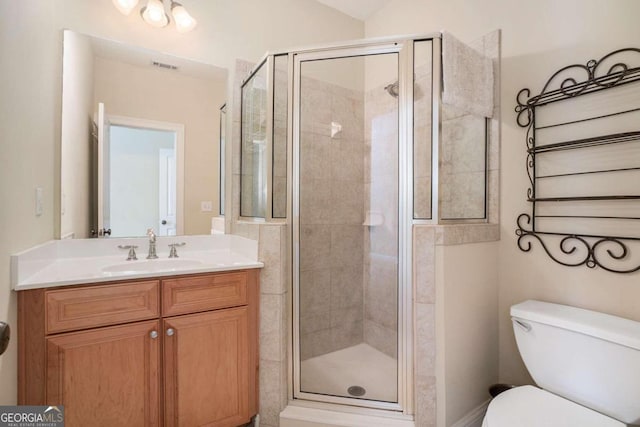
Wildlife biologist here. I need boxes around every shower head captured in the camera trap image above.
[384,81,399,98]
[384,80,425,101]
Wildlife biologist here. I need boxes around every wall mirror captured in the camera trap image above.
[60,30,227,239]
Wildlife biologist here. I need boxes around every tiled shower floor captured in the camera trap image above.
[300,343,398,403]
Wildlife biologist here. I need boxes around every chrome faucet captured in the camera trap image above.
[146,228,158,259]
[168,242,186,258]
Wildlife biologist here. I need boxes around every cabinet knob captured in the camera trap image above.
[150,330,158,339]
[166,328,175,336]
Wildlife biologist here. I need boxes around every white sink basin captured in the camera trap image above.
[102,259,204,274]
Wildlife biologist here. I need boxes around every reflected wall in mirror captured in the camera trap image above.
[60,30,227,238]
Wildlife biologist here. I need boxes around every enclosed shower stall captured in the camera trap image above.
[238,32,495,420]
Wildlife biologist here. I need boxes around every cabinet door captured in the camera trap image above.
[164,307,249,427]
[46,320,161,427]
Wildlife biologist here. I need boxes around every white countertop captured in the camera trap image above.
[11,234,263,291]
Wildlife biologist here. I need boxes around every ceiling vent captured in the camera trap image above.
[151,60,179,71]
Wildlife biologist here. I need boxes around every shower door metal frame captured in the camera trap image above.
[291,39,417,415]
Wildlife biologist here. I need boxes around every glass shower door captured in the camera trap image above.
[294,51,400,405]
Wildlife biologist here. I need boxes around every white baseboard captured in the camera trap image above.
[451,399,490,427]
[280,406,415,427]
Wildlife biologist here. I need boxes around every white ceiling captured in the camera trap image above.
[314,0,391,21]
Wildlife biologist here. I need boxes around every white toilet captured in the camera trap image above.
[483,300,640,427]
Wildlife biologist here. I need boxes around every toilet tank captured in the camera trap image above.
[511,300,640,425]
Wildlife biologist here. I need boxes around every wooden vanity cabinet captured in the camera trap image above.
[19,269,260,427]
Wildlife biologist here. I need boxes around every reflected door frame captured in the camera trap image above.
[291,41,414,414]
[106,115,185,236]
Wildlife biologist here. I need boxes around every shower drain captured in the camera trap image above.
[347,385,366,397]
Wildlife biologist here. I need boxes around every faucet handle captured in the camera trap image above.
[117,245,138,261]
[168,242,186,258]
[147,228,156,241]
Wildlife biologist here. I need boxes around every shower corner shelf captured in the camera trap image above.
[514,47,640,274]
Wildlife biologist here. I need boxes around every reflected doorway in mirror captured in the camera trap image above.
[93,112,185,238]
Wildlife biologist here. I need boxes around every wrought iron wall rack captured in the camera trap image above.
[515,48,640,273]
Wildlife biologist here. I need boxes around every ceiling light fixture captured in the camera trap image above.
[113,0,197,32]
[112,0,139,15]
[171,1,197,33]
[140,0,169,28]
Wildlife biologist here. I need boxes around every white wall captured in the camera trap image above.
[365,0,640,392]
[0,0,364,405]
[436,242,499,426]
[0,1,59,405]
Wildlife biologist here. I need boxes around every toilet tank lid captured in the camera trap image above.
[511,300,640,351]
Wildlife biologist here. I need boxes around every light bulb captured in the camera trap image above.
[171,3,197,33]
[141,0,169,28]
[112,0,139,15]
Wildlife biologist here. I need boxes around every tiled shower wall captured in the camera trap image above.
[440,107,487,219]
[440,31,500,221]
[363,83,399,358]
[298,75,366,360]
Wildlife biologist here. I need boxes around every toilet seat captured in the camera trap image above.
[482,385,625,427]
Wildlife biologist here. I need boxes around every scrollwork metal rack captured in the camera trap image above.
[515,48,640,273]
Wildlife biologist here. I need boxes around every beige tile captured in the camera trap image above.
[363,321,397,358]
[231,120,242,175]
[331,180,364,225]
[330,143,364,183]
[260,294,285,362]
[300,133,332,179]
[272,177,287,219]
[415,303,436,377]
[366,256,398,302]
[232,221,260,241]
[259,224,283,294]
[489,169,500,224]
[300,178,332,225]
[415,375,437,427]
[365,296,397,330]
[299,225,331,271]
[331,306,363,328]
[331,320,363,351]
[488,118,500,171]
[462,223,501,244]
[364,257,398,331]
[280,226,290,287]
[300,329,333,360]
[442,115,486,174]
[300,311,331,335]
[414,226,436,304]
[299,268,331,315]
[231,174,241,220]
[301,86,331,130]
[330,225,364,269]
[259,359,283,426]
[414,177,432,220]
[435,225,464,246]
[330,266,364,309]
[369,210,399,256]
